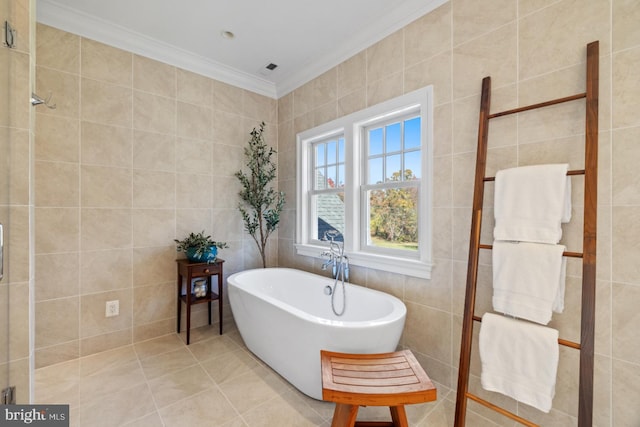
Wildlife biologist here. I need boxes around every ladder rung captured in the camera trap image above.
[483,169,585,182]
[487,92,586,119]
[465,392,539,427]
[471,315,581,349]
[478,244,583,258]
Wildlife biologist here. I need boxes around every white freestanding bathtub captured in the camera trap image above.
[227,267,407,400]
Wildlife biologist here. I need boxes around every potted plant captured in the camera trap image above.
[235,122,285,268]
[174,231,228,263]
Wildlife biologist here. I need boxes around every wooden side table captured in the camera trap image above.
[176,258,224,345]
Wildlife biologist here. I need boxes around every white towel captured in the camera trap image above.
[492,241,566,325]
[494,164,571,244]
[479,313,559,413]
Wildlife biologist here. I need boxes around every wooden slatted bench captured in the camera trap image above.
[321,349,437,427]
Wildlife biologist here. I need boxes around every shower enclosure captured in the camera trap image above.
[1,0,34,405]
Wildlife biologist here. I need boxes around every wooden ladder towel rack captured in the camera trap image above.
[454,40,599,427]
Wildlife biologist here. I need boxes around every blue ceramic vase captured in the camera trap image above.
[185,246,218,263]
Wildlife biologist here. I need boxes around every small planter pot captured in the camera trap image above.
[185,246,218,263]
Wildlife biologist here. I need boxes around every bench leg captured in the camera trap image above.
[390,405,409,427]
[331,403,359,427]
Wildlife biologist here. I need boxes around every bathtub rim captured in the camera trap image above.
[228,267,406,328]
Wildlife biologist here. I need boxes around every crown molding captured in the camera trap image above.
[36,0,278,98]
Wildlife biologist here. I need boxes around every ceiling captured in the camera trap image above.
[36,0,446,98]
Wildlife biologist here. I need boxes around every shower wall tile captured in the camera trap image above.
[177,101,212,140]
[213,80,244,114]
[81,165,132,208]
[35,160,79,207]
[80,208,132,251]
[81,78,132,127]
[176,138,212,175]
[612,206,640,284]
[80,329,132,358]
[337,52,366,98]
[337,88,366,117]
[35,114,80,163]
[366,71,403,107]
[132,170,175,209]
[612,46,640,129]
[133,282,175,325]
[277,92,293,124]
[175,173,213,209]
[612,126,640,205]
[81,38,132,86]
[612,358,640,426]
[404,51,452,106]
[133,246,176,287]
[133,55,176,98]
[35,297,79,348]
[132,208,175,248]
[36,66,80,119]
[80,289,133,338]
[36,24,80,74]
[81,122,132,167]
[35,252,80,301]
[367,31,404,82]
[35,207,80,254]
[244,90,277,123]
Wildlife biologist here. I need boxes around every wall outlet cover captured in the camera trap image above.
[105,300,119,317]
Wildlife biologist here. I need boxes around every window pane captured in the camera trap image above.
[369,128,383,156]
[337,164,345,188]
[386,122,401,152]
[338,138,345,162]
[327,140,337,164]
[315,144,325,167]
[368,188,418,251]
[314,193,345,242]
[326,165,337,188]
[368,157,383,184]
[385,154,401,182]
[315,167,326,190]
[404,117,421,150]
[404,150,421,180]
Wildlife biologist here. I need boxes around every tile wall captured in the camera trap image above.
[34,24,277,367]
[277,0,639,425]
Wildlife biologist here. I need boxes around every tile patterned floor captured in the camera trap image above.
[35,325,453,426]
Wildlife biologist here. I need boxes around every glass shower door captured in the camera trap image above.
[1,0,32,405]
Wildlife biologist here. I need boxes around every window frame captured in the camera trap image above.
[295,87,433,279]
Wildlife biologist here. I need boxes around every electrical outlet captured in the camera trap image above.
[105,300,119,317]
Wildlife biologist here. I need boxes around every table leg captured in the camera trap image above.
[218,272,223,334]
[176,273,181,333]
[389,406,409,427]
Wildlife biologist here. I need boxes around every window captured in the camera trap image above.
[296,87,433,278]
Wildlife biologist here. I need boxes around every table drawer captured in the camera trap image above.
[189,263,221,277]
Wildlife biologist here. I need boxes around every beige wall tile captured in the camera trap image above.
[405,51,452,106]
[133,246,176,287]
[35,160,79,207]
[366,71,403,107]
[613,358,640,425]
[80,289,133,338]
[175,173,212,208]
[213,110,244,145]
[82,78,132,127]
[612,206,640,284]
[518,0,610,81]
[81,38,132,86]
[613,0,640,52]
[132,170,175,208]
[35,297,79,348]
[337,88,366,117]
[133,90,176,134]
[35,207,80,254]
[36,252,80,301]
[277,92,293,124]
[367,31,404,83]
[81,165,132,208]
[36,66,80,120]
[178,68,212,105]
[133,130,175,172]
[81,208,131,251]
[35,341,80,369]
[80,249,133,294]
[612,126,640,205]
[132,209,175,248]
[212,143,244,177]
[175,209,212,240]
[36,114,80,162]
[81,122,132,167]
[80,329,132,358]
[337,52,366,99]
[405,2,451,68]
[133,282,174,325]
[452,0,515,46]
[211,176,241,209]
[176,138,212,175]
[244,91,277,123]
[612,282,640,363]
[133,55,176,97]
[613,46,640,128]
[36,23,80,74]
[0,129,29,206]
[453,23,517,100]
[404,302,451,364]
[177,101,212,140]
[213,80,243,113]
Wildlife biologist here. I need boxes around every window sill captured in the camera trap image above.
[294,243,432,279]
